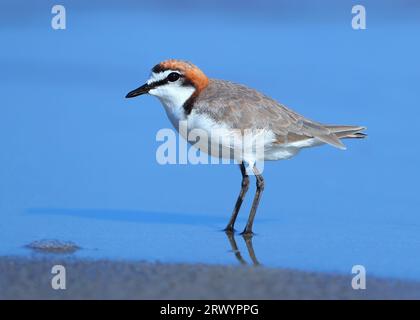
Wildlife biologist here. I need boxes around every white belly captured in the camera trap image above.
[265,138,324,161]
[161,102,322,163]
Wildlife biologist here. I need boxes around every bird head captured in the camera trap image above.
[125,59,209,108]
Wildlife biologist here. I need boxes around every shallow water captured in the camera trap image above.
[1,1,420,280]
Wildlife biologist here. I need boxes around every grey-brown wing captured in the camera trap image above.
[195,80,345,149]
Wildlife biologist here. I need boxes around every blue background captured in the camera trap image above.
[1,0,420,280]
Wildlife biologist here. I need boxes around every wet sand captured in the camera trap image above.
[1,257,420,299]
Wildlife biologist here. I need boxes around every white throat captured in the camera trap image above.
[148,74,196,127]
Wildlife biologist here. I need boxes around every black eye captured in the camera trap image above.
[167,72,180,82]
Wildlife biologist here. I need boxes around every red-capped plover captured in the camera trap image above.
[126,59,366,235]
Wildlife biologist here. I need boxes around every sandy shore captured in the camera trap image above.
[1,257,420,299]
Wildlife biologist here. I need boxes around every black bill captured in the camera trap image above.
[125,83,151,98]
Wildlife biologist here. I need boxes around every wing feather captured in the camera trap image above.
[194,80,345,149]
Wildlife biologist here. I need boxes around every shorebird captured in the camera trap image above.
[126,59,366,235]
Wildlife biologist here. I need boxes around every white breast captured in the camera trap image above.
[149,84,195,129]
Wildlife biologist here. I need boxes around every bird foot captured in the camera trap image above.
[223,226,236,234]
[240,230,255,238]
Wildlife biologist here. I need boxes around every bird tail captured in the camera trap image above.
[325,125,367,139]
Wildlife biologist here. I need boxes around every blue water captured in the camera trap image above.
[1,1,420,280]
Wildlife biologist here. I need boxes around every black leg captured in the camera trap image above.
[224,163,249,232]
[242,233,260,266]
[241,165,264,235]
[225,231,247,265]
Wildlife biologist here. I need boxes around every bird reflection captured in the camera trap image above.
[224,231,260,266]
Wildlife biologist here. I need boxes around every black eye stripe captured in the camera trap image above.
[148,73,185,89]
[148,78,168,89]
[182,78,194,87]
